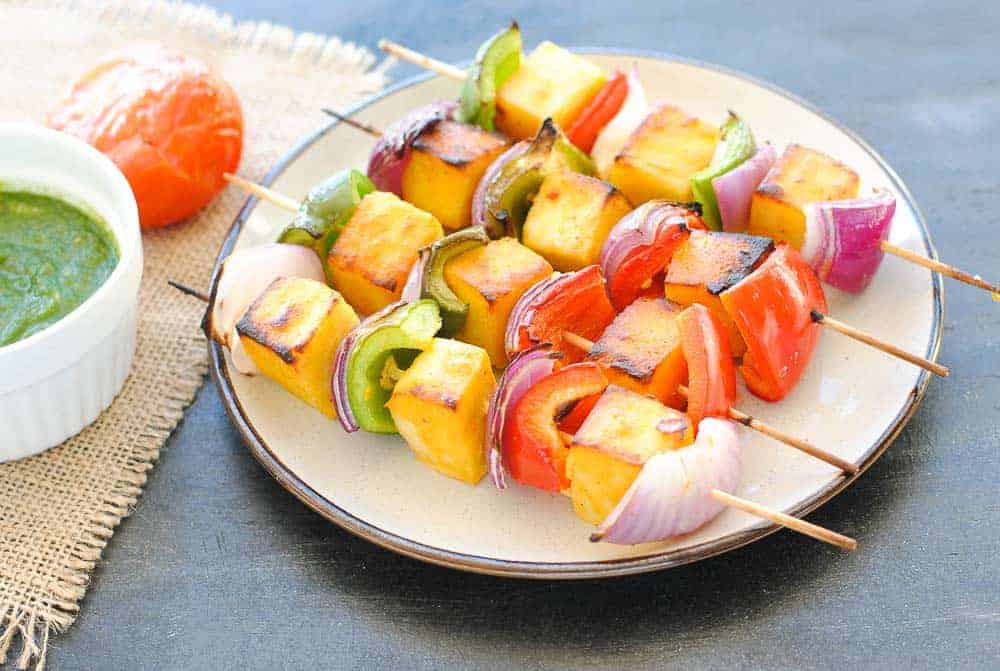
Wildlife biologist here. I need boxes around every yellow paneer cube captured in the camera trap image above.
[587,298,688,410]
[495,41,607,140]
[565,386,693,525]
[401,120,509,231]
[328,191,443,316]
[608,104,719,205]
[663,230,774,357]
[444,237,553,367]
[386,338,497,485]
[237,277,359,419]
[521,170,633,272]
[747,144,860,249]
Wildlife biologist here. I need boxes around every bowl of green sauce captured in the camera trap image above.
[0,123,142,461]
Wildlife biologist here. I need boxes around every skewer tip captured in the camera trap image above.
[167,279,210,303]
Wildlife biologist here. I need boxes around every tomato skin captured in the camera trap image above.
[48,43,243,230]
[677,303,736,425]
[566,72,628,153]
[720,244,827,402]
[504,363,608,492]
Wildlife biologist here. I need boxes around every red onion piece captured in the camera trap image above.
[503,272,566,357]
[330,301,406,432]
[591,67,648,178]
[599,200,693,309]
[401,247,430,303]
[471,140,530,236]
[712,143,777,232]
[801,189,896,294]
[484,345,560,489]
[592,418,743,545]
[367,101,457,195]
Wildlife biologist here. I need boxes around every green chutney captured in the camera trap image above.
[0,190,119,347]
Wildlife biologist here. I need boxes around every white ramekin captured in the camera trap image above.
[0,123,142,462]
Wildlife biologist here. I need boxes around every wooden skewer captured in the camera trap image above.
[810,310,948,377]
[557,430,855,550]
[709,489,857,551]
[168,280,209,303]
[321,108,383,138]
[223,173,299,213]
[378,39,467,81]
[561,331,856,474]
[881,241,1000,296]
[223,175,948,378]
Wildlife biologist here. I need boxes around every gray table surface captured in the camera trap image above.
[36,2,1000,669]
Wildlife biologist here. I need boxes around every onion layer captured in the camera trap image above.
[801,189,896,294]
[599,200,700,310]
[206,243,325,374]
[470,141,530,237]
[592,418,742,545]
[367,101,457,195]
[591,67,649,178]
[712,143,776,232]
[484,345,560,489]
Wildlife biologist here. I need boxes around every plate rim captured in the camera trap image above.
[208,48,945,579]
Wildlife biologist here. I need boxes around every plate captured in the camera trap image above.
[209,50,943,578]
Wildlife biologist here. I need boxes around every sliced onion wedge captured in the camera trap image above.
[484,345,561,489]
[470,140,530,237]
[367,101,457,195]
[591,67,649,178]
[712,143,777,232]
[207,243,325,374]
[801,189,896,294]
[599,200,701,310]
[591,418,743,545]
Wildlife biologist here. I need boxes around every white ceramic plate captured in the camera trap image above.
[209,51,942,578]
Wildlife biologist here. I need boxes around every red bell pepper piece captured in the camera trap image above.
[509,265,617,365]
[566,71,628,153]
[503,363,608,492]
[605,204,705,311]
[677,303,736,425]
[557,392,601,434]
[720,244,827,402]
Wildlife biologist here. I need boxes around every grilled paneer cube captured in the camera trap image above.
[521,170,633,271]
[444,237,553,366]
[565,386,693,525]
[237,277,359,418]
[747,144,860,248]
[328,191,443,315]
[587,298,688,409]
[385,338,496,484]
[664,230,773,357]
[495,41,607,140]
[608,104,719,205]
[401,120,509,230]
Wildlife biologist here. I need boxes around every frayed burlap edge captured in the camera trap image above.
[0,2,388,669]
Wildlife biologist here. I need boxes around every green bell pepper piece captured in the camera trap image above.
[277,169,376,275]
[483,119,596,238]
[690,112,755,231]
[345,299,442,434]
[419,226,490,337]
[460,22,522,131]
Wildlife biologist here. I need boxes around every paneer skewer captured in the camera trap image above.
[172,279,858,551]
[384,32,999,298]
[225,172,946,383]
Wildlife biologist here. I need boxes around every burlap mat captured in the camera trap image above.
[0,2,388,668]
